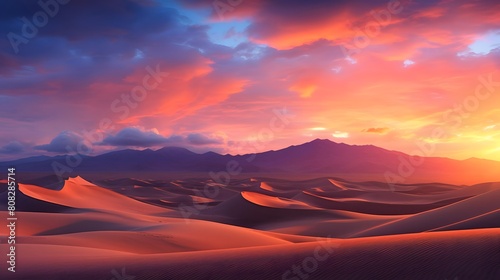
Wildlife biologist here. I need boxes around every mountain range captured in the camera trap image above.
[1,139,499,184]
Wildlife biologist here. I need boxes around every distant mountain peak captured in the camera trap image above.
[157,146,194,153]
[304,138,385,150]
[295,138,352,149]
[309,138,336,144]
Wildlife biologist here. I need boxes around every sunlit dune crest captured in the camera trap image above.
[18,176,169,215]
[328,178,349,190]
[259,182,293,194]
[241,191,317,209]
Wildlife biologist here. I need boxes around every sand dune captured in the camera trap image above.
[241,191,318,209]
[0,187,75,213]
[328,178,349,190]
[9,229,500,280]
[0,211,153,236]
[19,176,170,215]
[5,175,499,279]
[353,188,500,237]
[199,190,360,228]
[293,190,469,215]
[13,221,291,254]
[430,208,500,231]
[259,181,296,194]
[260,216,402,238]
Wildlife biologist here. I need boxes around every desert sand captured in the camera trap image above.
[1,175,499,279]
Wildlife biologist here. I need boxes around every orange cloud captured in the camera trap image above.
[363,127,390,134]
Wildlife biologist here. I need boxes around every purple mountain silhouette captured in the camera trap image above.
[1,139,499,184]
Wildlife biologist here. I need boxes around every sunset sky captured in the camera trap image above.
[0,0,499,161]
